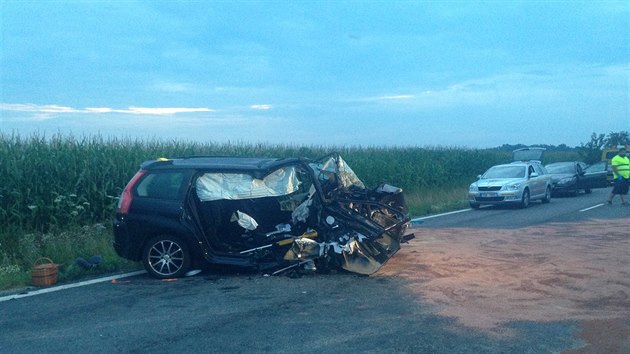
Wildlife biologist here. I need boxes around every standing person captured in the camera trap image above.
[607,147,630,205]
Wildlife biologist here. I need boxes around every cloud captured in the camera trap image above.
[348,63,629,111]
[377,95,415,101]
[116,107,213,115]
[149,82,195,93]
[1,103,214,116]
[250,104,272,110]
[352,94,415,103]
[0,103,77,113]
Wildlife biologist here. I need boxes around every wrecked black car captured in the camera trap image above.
[113,153,414,278]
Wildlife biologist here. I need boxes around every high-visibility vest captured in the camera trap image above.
[611,155,630,179]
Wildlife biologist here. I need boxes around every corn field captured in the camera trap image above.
[0,132,581,233]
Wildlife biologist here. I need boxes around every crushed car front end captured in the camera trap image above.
[237,154,414,276]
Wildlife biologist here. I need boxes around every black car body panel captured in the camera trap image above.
[584,161,614,186]
[113,153,413,278]
[545,161,609,196]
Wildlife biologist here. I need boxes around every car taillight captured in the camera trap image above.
[117,170,147,214]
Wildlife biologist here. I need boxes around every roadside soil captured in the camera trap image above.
[375,218,630,352]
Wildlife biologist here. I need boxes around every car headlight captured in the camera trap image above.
[469,184,478,192]
[501,183,521,191]
[557,177,576,185]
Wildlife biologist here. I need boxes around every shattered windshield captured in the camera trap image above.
[196,166,301,201]
[309,156,365,190]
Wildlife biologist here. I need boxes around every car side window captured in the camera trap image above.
[533,164,544,176]
[585,162,604,173]
[136,171,185,200]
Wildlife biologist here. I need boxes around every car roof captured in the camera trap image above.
[141,156,304,174]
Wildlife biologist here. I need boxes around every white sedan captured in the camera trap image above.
[468,161,553,209]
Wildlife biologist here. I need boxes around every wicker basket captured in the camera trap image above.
[31,257,58,287]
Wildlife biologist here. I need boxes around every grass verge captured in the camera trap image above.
[0,224,141,292]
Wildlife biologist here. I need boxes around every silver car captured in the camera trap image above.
[468,148,553,209]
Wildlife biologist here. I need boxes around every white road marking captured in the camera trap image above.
[0,270,146,303]
[579,204,605,212]
[412,208,472,221]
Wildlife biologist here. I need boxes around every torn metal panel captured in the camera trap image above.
[283,237,322,261]
[309,155,365,190]
[336,156,366,189]
[341,239,384,275]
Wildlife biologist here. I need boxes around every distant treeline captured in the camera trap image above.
[497,129,630,163]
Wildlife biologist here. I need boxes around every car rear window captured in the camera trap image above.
[136,171,186,200]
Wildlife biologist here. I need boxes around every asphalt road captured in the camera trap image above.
[1,188,628,353]
[417,187,628,229]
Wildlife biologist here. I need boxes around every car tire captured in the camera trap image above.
[143,235,191,279]
[469,202,480,209]
[584,188,592,194]
[520,189,530,209]
[542,186,551,204]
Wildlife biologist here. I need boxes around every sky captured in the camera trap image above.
[1,0,629,148]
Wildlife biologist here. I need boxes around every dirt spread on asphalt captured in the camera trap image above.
[375,218,630,350]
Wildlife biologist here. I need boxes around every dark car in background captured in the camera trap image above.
[113,153,413,278]
[544,161,609,196]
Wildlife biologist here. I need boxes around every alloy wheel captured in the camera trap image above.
[143,236,190,278]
